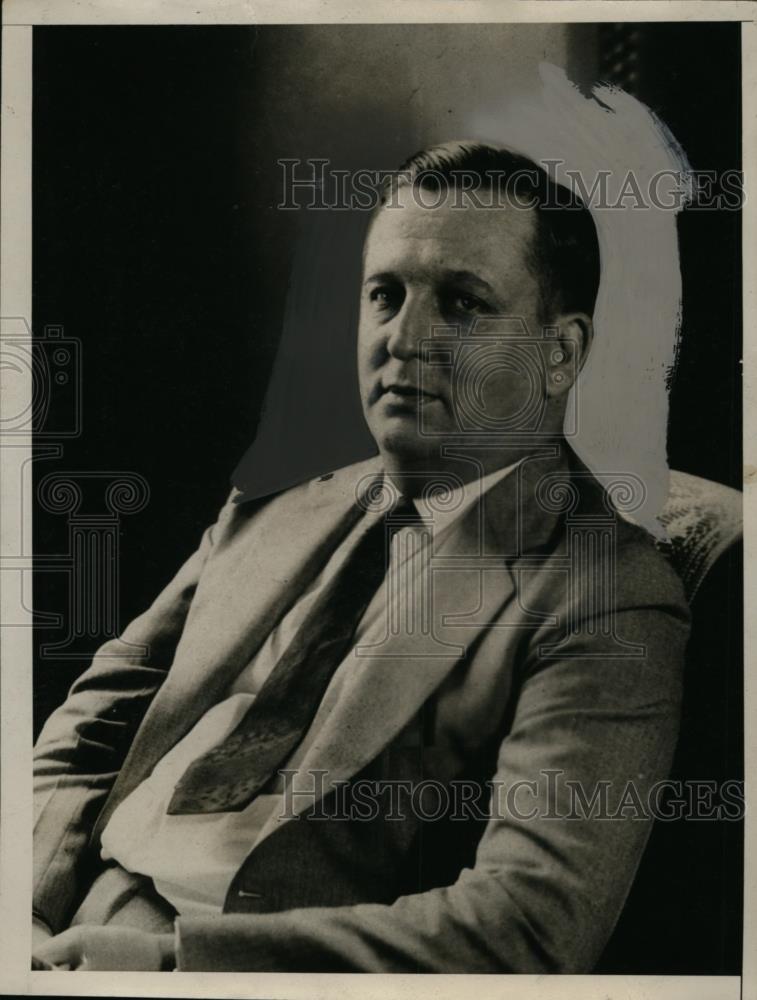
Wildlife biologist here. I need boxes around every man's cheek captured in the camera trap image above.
[356,330,376,379]
[454,368,542,432]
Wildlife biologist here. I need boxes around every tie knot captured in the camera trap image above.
[385,496,423,529]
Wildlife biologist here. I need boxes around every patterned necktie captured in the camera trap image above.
[167,497,420,815]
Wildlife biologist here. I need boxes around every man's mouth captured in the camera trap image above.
[381,382,440,405]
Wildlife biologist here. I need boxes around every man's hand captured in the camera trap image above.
[32,925,175,971]
[32,916,53,952]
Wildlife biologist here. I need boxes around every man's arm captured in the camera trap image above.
[173,570,689,973]
[33,493,236,934]
[33,927,176,971]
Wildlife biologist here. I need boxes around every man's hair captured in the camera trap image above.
[378,141,601,321]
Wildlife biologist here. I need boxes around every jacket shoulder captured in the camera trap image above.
[613,515,690,613]
[213,455,383,544]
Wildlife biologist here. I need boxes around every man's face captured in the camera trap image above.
[358,185,551,467]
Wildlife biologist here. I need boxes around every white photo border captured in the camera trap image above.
[1,3,753,998]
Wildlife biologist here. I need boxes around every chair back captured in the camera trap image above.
[654,469,742,602]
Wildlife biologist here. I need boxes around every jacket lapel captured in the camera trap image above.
[254,444,569,840]
[94,456,383,839]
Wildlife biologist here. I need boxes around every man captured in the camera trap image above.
[32,143,689,972]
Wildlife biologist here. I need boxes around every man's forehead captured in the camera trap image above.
[364,188,538,281]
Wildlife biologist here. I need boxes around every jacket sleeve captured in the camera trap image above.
[33,493,236,933]
[175,550,690,973]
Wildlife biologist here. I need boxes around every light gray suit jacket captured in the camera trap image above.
[33,445,690,972]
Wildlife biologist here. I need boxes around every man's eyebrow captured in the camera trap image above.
[364,270,399,285]
[365,269,498,294]
[443,270,497,296]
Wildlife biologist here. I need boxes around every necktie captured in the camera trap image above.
[167,497,421,815]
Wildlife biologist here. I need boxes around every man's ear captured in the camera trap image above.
[544,312,594,399]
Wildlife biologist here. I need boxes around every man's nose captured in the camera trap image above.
[385,293,436,361]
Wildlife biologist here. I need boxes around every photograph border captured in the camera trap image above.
[1,2,753,998]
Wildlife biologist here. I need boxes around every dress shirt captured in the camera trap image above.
[100,462,518,915]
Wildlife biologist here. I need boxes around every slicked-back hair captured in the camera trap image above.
[377,141,601,322]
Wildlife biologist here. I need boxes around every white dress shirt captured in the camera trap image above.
[101,463,517,916]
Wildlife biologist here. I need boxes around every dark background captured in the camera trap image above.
[31,23,742,974]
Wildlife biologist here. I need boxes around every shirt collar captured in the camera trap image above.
[411,460,522,537]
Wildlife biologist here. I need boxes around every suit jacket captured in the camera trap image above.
[33,444,690,972]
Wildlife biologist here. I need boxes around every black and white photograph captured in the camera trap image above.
[0,2,752,996]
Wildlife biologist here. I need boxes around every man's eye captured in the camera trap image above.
[451,293,489,314]
[369,286,401,310]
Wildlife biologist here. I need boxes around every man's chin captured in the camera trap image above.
[373,425,442,469]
